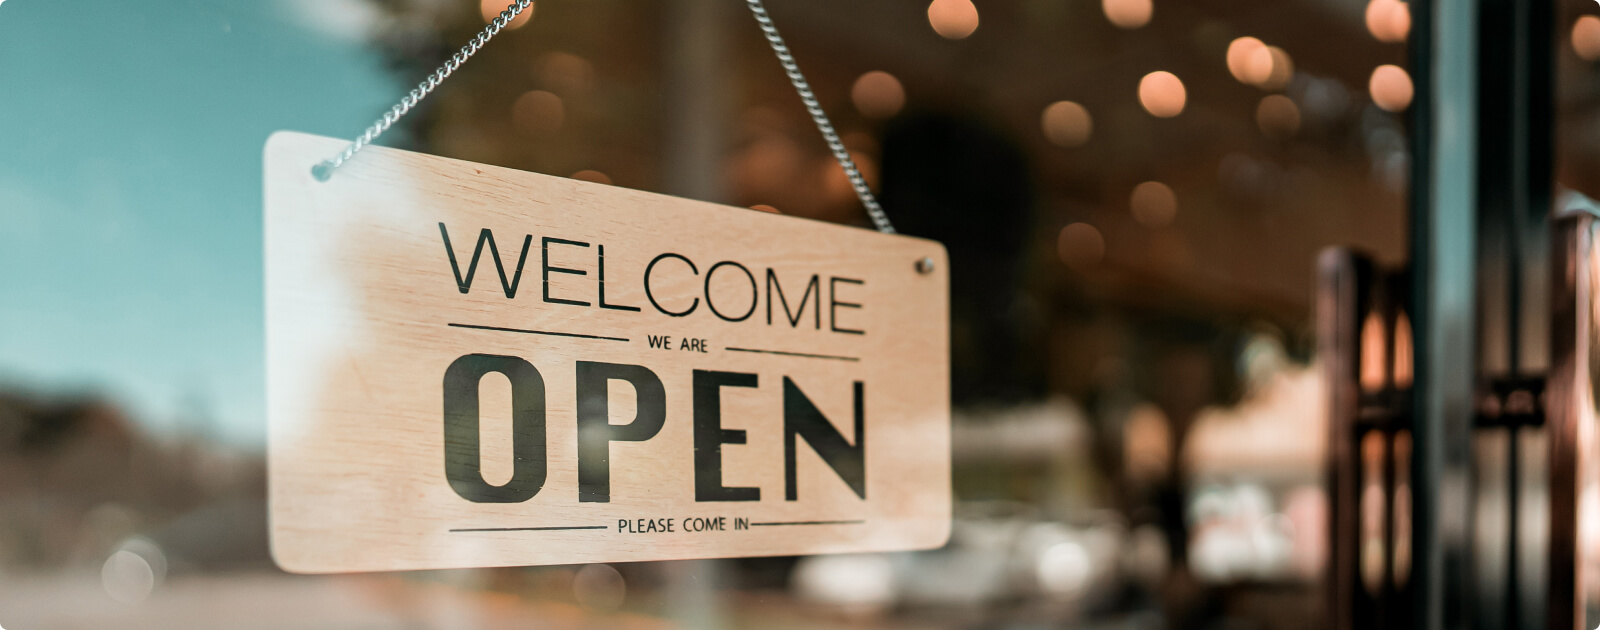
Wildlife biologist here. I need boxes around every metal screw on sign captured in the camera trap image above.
[916,257,936,274]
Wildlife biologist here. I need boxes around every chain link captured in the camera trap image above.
[743,0,896,234]
[314,0,534,181]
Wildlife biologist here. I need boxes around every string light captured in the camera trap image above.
[927,0,979,39]
[1102,0,1153,29]
[512,90,564,136]
[1227,37,1267,84]
[851,71,906,119]
[1130,182,1177,228]
[1365,0,1410,43]
[1369,65,1413,112]
[1058,223,1106,270]
[1041,101,1093,147]
[480,0,533,29]
[1138,71,1187,118]
[1575,16,1600,61]
[1256,95,1301,138]
[571,170,612,185]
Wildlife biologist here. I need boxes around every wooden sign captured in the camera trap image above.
[264,132,951,573]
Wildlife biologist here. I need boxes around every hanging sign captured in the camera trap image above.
[264,132,951,573]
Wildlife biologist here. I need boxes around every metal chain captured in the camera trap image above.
[317,0,897,235]
[314,0,534,181]
[744,0,897,234]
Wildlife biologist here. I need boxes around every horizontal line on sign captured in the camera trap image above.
[724,347,859,362]
[450,526,609,532]
[448,323,629,343]
[749,520,866,527]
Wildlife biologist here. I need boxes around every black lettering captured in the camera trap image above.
[647,335,671,349]
[442,354,547,503]
[644,253,699,317]
[705,261,758,322]
[439,223,532,298]
[829,277,865,335]
[598,245,641,312]
[693,370,761,502]
[576,362,667,502]
[542,237,591,306]
[766,270,821,329]
[783,377,866,500]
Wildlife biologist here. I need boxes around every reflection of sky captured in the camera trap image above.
[0,0,399,446]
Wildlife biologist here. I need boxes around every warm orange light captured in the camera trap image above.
[1138,71,1186,118]
[1226,37,1266,84]
[1392,311,1413,387]
[1102,0,1152,29]
[1365,0,1410,43]
[1369,64,1414,112]
[1360,310,1385,392]
[1246,46,1294,90]
[750,204,781,214]
[512,90,564,137]
[1130,181,1177,228]
[1575,16,1600,61]
[536,52,594,96]
[481,0,534,29]
[1058,223,1106,270]
[851,71,906,119]
[571,170,612,185]
[1041,101,1093,148]
[927,0,979,40]
[821,151,878,203]
[1256,94,1301,138]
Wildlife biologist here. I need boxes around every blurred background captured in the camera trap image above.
[1,0,1597,627]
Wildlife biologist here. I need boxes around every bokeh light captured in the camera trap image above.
[1574,16,1600,61]
[1131,181,1178,227]
[535,52,594,96]
[1369,64,1414,112]
[852,71,906,119]
[1247,46,1294,90]
[573,564,626,612]
[750,204,781,214]
[1365,0,1410,43]
[480,0,534,30]
[512,90,564,137]
[1041,101,1093,147]
[571,170,612,185]
[102,549,155,604]
[1226,37,1266,84]
[1058,223,1106,270]
[928,0,980,40]
[1256,94,1302,138]
[821,151,878,203]
[1138,71,1187,118]
[1102,0,1153,29]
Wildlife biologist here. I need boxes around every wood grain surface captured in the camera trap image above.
[264,131,951,573]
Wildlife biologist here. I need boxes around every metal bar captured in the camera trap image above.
[1409,0,1479,627]
[1546,213,1591,630]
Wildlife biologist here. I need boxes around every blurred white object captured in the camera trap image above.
[573,564,626,612]
[792,554,895,611]
[1188,482,1311,583]
[102,550,154,604]
[797,506,1130,614]
[1184,360,1326,481]
[1037,542,1092,595]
